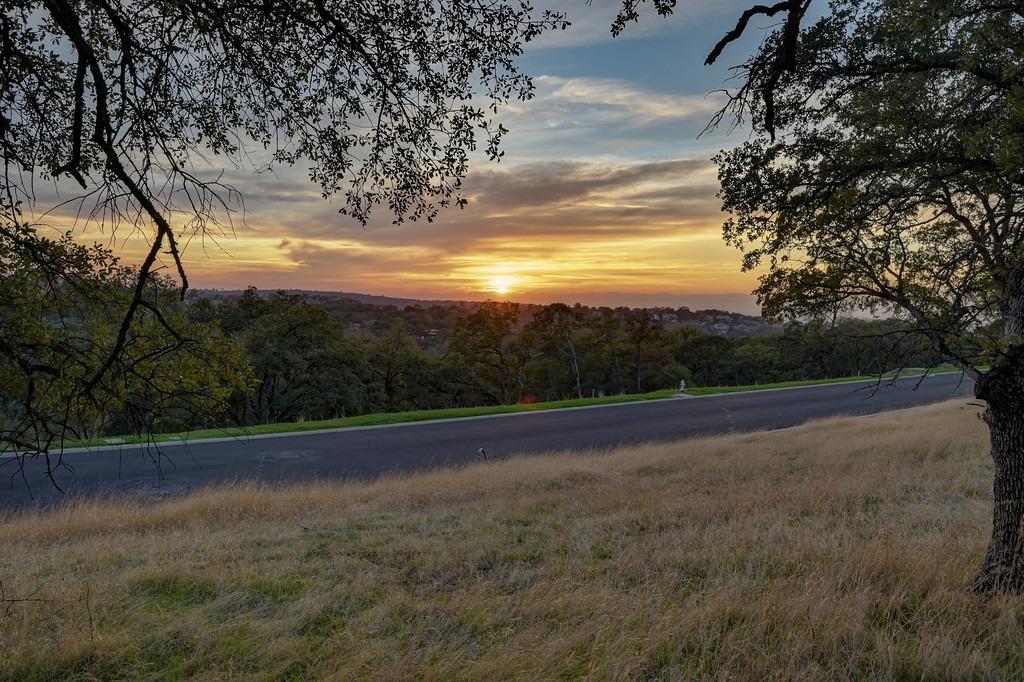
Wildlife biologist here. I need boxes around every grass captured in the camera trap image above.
[684,366,964,396]
[3,399,1022,679]
[684,376,873,395]
[65,366,967,449]
[64,389,679,448]
[61,391,679,448]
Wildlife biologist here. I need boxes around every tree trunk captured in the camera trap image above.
[566,335,583,400]
[975,269,1024,592]
[975,353,1024,593]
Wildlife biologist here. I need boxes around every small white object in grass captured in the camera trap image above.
[478,447,487,461]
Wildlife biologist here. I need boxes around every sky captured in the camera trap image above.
[55,1,771,314]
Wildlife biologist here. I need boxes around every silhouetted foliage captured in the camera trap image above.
[0,230,251,487]
[1,0,565,463]
[631,0,1024,591]
[174,292,945,420]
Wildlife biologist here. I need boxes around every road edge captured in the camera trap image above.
[0,372,969,458]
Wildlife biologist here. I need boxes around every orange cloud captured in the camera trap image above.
[42,155,760,308]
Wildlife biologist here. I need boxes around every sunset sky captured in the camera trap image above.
[57,1,769,314]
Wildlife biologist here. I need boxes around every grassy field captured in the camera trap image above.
[65,367,966,449]
[64,389,679,448]
[684,375,877,395]
[684,366,964,395]
[4,399,1023,679]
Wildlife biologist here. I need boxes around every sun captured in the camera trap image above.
[487,274,517,296]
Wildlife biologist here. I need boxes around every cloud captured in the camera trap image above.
[463,157,714,208]
[525,0,670,50]
[526,0,758,50]
[48,152,733,287]
[73,153,748,301]
[533,76,722,124]
[20,0,771,309]
[158,157,721,250]
[432,157,722,246]
[190,226,756,304]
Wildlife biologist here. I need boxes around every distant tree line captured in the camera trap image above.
[175,289,946,430]
[0,279,955,448]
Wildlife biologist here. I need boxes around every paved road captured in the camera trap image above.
[1,374,974,509]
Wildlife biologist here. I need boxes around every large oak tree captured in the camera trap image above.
[633,0,1024,591]
[1,1,564,462]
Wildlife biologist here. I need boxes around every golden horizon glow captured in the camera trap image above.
[59,224,762,304]
[46,154,763,311]
[486,274,520,295]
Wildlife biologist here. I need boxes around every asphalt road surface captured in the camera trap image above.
[1,374,974,509]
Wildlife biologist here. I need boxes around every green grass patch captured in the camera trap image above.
[64,389,678,449]
[59,366,967,449]
[132,575,219,610]
[683,366,964,396]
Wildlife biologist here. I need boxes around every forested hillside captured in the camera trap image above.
[191,289,783,343]
[180,288,945,431]
[1,279,949,446]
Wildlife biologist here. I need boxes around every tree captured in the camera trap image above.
[581,307,632,394]
[449,301,528,405]
[0,230,251,488]
[620,308,672,393]
[362,324,435,412]
[673,331,736,387]
[2,0,565,457]
[213,290,369,423]
[523,303,590,399]
[634,0,1024,591]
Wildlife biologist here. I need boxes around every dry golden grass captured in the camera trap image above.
[2,399,1022,680]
